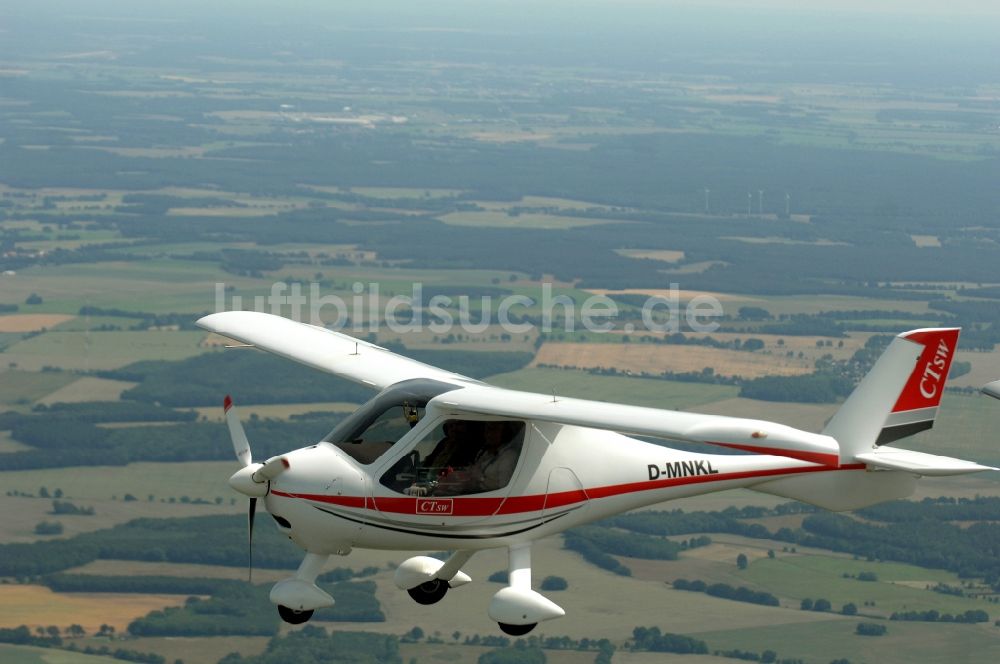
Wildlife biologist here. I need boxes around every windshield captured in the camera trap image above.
[323,378,460,465]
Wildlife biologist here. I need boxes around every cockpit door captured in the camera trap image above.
[369,415,531,527]
[542,467,588,521]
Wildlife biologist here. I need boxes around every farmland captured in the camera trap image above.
[1,2,999,663]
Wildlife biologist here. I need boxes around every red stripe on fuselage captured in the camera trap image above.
[271,463,866,518]
[708,442,839,466]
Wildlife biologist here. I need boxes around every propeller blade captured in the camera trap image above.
[248,496,257,583]
[224,395,252,467]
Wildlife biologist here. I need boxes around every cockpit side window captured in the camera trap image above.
[380,419,526,496]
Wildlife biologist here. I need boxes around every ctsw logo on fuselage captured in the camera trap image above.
[416,498,453,515]
[648,460,719,481]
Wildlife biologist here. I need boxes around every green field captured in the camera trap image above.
[438,210,618,229]
[741,554,991,615]
[0,262,228,315]
[0,461,240,503]
[112,636,269,664]
[699,618,1000,664]
[2,7,1000,664]
[0,369,77,406]
[2,330,208,371]
[905,393,1000,467]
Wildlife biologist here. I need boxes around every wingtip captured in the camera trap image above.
[224,394,233,412]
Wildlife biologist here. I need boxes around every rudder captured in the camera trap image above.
[822,328,960,459]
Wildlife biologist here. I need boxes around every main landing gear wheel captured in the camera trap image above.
[498,622,537,636]
[407,579,449,605]
[277,605,314,624]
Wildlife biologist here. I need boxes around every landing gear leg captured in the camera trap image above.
[272,551,333,624]
[395,550,475,605]
[489,542,564,635]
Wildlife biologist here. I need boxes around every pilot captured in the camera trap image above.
[404,420,476,496]
[424,419,474,470]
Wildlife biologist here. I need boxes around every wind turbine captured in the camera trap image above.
[758,190,764,217]
[703,187,710,214]
[785,192,791,217]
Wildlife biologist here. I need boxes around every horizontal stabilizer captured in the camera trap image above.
[855,447,997,477]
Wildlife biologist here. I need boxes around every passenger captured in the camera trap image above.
[468,421,523,492]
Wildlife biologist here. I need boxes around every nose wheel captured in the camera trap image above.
[277,605,314,625]
[407,578,449,605]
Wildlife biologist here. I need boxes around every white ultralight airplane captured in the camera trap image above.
[197,311,996,634]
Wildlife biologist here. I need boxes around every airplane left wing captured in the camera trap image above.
[197,311,470,391]
[430,384,842,466]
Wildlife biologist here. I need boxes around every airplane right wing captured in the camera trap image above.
[429,384,842,466]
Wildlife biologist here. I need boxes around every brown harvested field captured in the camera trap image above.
[911,234,942,247]
[37,377,137,405]
[0,314,75,332]
[586,288,752,302]
[615,248,685,262]
[946,349,1000,388]
[0,585,190,633]
[533,342,813,378]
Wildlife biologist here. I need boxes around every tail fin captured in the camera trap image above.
[823,328,959,459]
[752,327,995,510]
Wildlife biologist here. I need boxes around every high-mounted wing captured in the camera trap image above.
[196,311,470,391]
[198,311,838,464]
[430,384,842,466]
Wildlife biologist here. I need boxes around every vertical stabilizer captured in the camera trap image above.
[822,328,960,460]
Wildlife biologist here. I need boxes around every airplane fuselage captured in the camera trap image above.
[261,420,912,554]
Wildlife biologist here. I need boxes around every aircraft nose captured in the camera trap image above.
[229,465,269,497]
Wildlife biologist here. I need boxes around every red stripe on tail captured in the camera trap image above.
[892,328,960,413]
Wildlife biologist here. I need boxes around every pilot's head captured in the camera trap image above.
[443,419,469,438]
